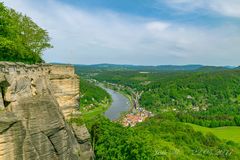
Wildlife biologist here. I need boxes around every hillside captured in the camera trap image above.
[91,69,240,128]
[72,65,240,159]
[80,78,111,108]
[186,123,240,143]
[85,115,240,159]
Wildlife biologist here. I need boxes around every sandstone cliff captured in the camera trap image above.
[0,62,94,160]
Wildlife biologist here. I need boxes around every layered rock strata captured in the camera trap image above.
[0,62,93,160]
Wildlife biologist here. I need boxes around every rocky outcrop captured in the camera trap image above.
[49,65,80,119]
[72,124,93,160]
[0,62,94,160]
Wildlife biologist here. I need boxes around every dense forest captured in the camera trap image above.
[83,114,240,160]
[0,2,52,63]
[91,69,240,128]
[3,1,239,159]
[74,65,240,159]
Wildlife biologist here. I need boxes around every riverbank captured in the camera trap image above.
[69,79,113,126]
[99,85,132,120]
[81,102,111,122]
[99,82,153,127]
[78,80,153,127]
[100,83,134,110]
[71,80,132,125]
[70,101,111,126]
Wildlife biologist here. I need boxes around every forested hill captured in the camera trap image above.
[88,68,240,128]
[74,64,238,74]
[74,65,240,159]
[72,64,240,159]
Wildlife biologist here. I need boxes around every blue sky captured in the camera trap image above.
[2,0,240,65]
[61,0,235,26]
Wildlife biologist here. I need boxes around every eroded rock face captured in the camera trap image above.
[0,62,94,160]
[72,124,94,160]
[49,66,80,119]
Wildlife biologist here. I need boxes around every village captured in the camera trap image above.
[121,107,153,127]
[96,81,154,127]
[120,86,153,127]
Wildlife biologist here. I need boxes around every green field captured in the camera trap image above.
[186,123,240,143]
[69,78,112,126]
[81,102,110,121]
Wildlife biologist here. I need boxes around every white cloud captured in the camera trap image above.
[210,0,240,18]
[164,0,205,12]
[146,22,170,32]
[1,0,240,65]
[165,0,240,18]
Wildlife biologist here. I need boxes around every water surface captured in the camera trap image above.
[101,86,131,120]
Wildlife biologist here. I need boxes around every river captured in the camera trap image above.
[100,86,131,120]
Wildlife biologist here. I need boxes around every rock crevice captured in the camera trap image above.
[0,62,94,160]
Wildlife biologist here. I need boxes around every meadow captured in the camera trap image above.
[186,123,240,143]
[73,65,240,159]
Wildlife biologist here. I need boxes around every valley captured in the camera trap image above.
[74,64,240,159]
[2,1,240,159]
[101,85,131,121]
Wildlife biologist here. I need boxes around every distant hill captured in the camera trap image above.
[156,65,203,71]
[234,66,240,70]
[74,63,236,73]
[85,64,204,71]
[196,66,230,72]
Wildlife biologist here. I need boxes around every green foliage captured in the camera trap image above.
[0,2,52,63]
[69,78,111,128]
[91,117,154,160]
[90,115,240,160]
[92,69,240,127]
[187,123,240,143]
[80,78,111,109]
[75,66,240,159]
